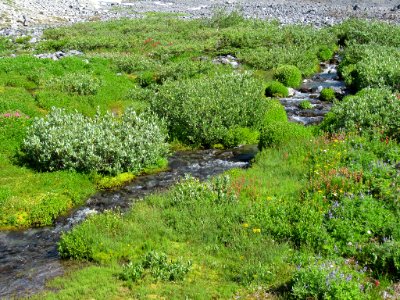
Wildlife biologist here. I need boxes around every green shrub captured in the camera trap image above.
[292,260,369,299]
[259,121,313,149]
[299,100,312,109]
[325,196,396,253]
[58,212,123,260]
[321,88,400,140]
[21,107,168,175]
[339,43,400,92]
[221,127,259,148]
[113,54,158,73]
[319,88,336,102]
[207,9,245,29]
[264,81,289,98]
[150,73,266,147]
[357,240,400,278]
[120,251,192,282]
[46,72,102,95]
[29,194,71,226]
[318,45,334,61]
[273,65,302,88]
[264,99,288,123]
[335,19,400,47]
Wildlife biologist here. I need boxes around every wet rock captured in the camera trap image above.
[212,55,240,68]
[34,49,83,60]
[391,4,400,11]
[288,87,296,97]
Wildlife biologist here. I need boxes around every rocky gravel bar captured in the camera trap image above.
[0,0,399,37]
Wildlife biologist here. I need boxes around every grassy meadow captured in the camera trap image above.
[0,12,399,299]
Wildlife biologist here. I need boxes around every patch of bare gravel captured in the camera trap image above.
[0,0,399,37]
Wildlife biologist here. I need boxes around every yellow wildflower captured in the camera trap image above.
[252,228,261,233]
[242,223,249,228]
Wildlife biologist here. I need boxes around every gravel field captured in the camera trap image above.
[0,0,399,36]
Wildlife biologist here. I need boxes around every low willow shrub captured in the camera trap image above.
[264,81,288,98]
[318,45,334,61]
[120,251,192,282]
[335,19,400,47]
[264,99,288,123]
[150,73,266,147]
[273,65,302,88]
[321,88,400,140]
[21,107,168,175]
[46,72,102,95]
[259,121,313,149]
[339,44,400,91]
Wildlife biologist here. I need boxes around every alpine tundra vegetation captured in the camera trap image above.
[0,10,399,299]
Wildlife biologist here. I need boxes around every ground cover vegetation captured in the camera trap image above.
[0,11,399,299]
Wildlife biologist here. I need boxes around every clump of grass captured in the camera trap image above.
[264,81,288,98]
[273,64,302,88]
[299,100,312,109]
[319,87,336,102]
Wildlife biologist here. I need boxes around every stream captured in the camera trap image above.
[0,59,346,299]
[0,146,257,298]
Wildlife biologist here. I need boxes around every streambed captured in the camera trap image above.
[279,58,346,125]
[0,146,257,298]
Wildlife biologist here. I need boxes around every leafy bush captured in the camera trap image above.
[273,65,302,88]
[318,45,334,61]
[264,81,289,98]
[335,19,400,47]
[21,107,168,175]
[292,260,369,299]
[120,251,192,282]
[319,88,336,102]
[46,72,102,96]
[321,88,400,140]
[339,44,400,91]
[207,9,245,29]
[150,73,266,147]
[259,121,313,149]
[221,127,260,148]
[29,194,71,226]
[113,54,158,73]
[325,196,396,253]
[264,99,288,123]
[357,240,400,278]
[299,100,312,110]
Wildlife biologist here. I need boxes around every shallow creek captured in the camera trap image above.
[0,146,257,298]
[0,59,346,298]
[280,58,346,125]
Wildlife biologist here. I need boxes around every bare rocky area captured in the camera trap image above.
[0,0,399,37]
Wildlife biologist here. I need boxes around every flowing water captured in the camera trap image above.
[0,145,257,298]
[279,59,347,125]
[0,59,346,299]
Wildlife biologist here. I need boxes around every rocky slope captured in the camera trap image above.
[0,0,399,35]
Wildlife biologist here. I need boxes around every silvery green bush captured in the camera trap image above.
[339,44,400,92]
[150,73,266,147]
[321,88,400,140]
[46,72,102,95]
[22,107,168,175]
